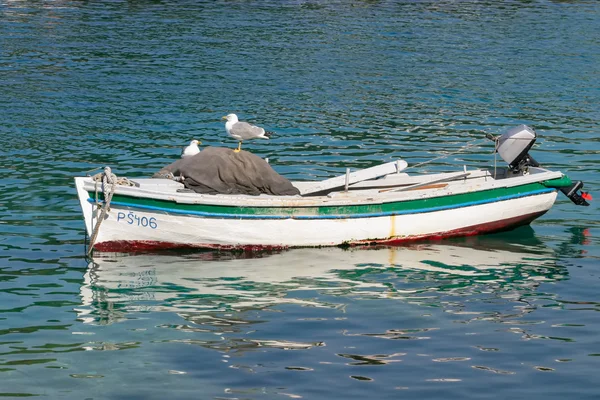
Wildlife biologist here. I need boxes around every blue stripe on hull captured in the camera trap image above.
[87,188,555,220]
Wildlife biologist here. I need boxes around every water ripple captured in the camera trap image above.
[1,1,599,399]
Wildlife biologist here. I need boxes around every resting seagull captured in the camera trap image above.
[181,140,201,158]
[222,113,273,152]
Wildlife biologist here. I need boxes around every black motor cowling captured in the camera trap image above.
[560,180,590,206]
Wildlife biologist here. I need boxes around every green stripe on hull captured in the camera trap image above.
[89,182,550,217]
[542,175,572,188]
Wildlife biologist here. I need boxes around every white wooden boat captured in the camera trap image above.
[74,125,590,252]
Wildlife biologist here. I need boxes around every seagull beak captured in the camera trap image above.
[221,116,227,120]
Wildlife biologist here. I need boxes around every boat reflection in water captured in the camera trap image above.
[77,229,567,349]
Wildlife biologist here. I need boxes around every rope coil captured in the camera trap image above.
[87,167,134,255]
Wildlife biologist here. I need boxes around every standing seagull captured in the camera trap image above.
[181,139,201,158]
[222,113,273,152]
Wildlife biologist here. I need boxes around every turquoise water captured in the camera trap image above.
[1,1,599,398]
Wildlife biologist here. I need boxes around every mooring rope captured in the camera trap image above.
[87,167,135,255]
[404,138,489,171]
[493,136,500,179]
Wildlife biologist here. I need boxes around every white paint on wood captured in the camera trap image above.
[90,191,557,249]
[298,160,408,195]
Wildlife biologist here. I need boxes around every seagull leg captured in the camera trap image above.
[234,141,242,153]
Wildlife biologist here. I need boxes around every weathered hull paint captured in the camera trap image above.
[78,182,557,251]
[94,241,288,252]
[354,210,547,246]
[88,182,553,218]
[93,210,547,252]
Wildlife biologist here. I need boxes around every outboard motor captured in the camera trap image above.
[491,124,539,173]
[487,125,590,206]
[559,180,590,206]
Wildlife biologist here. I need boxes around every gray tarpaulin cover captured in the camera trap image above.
[152,147,300,196]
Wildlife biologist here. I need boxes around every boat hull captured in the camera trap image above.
[75,177,557,251]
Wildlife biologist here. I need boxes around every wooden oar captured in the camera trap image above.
[380,171,470,193]
[404,183,448,191]
[299,160,408,196]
